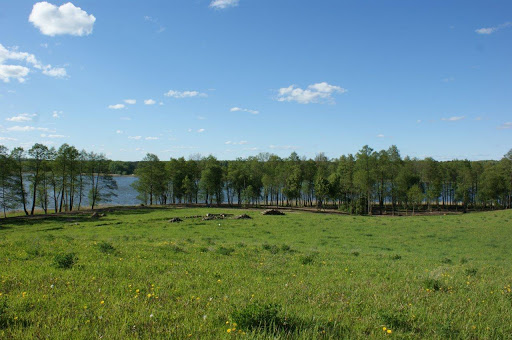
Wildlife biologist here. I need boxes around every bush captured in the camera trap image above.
[97,241,116,254]
[300,254,315,265]
[232,303,291,332]
[53,252,76,269]
[217,246,235,256]
[424,278,445,292]
[0,297,8,328]
[464,268,478,277]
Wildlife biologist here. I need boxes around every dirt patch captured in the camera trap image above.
[262,209,285,216]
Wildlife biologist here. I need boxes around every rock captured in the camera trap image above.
[168,217,183,223]
[261,209,285,216]
[235,214,252,219]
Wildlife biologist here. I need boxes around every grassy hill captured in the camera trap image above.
[1,207,511,339]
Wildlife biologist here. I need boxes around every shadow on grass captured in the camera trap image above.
[0,205,164,227]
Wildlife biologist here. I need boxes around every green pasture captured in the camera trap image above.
[0,207,511,339]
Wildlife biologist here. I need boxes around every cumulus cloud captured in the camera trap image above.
[475,22,511,35]
[376,134,385,138]
[124,99,136,105]
[6,113,37,122]
[441,116,465,121]
[276,82,347,104]
[7,126,51,132]
[29,2,96,36]
[108,104,125,110]
[0,65,30,83]
[210,0,239,9]
[197,128,205,133]
[52,110,62,118]
[144,99,156,105]
[0,43,67,82]
[145,136,158,140]
[116,130,123,134]
[230,107,259,115]
[164,90,207,98]
[128,136,142,140]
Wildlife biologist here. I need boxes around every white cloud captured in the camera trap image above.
[144,16,166,33]
[6,113,37,122]
[441,116,465,121]
[498,122,512,130]
[52,110,63,118]
[225,140,248,145]
[376,134,385,138]
[42,66,66,77]
[124,99,136,105]
[0,65,30,83]
[475,22,512,35]
[269,145,296,150]
[108,104,125,110]
[145,136,158,140]
[128,136,142,140]
[0,43,67,82]
[7,126,51,132]
[0,137,17,141]
[209,0,239,9]
[276,82,347,104]
[29,2,96,36]
[164,90,207,98]
[230,107,259,115]
[116,130,123,134]
[144,99,156,105]
[40,134,66,138]
[197,128,205,133]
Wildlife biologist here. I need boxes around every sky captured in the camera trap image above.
[0,0,511,161]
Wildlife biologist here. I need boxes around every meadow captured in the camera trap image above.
[0,207,511,339]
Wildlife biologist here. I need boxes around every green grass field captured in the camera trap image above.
[1,207,511,339]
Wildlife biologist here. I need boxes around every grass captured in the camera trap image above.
[0,207,511,339]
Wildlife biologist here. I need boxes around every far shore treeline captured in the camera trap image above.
[1,143,511,218]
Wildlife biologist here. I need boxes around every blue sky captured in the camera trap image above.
[0,0,511,161]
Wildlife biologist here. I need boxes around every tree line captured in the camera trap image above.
[132,146,512,214]
[0,143,117,217]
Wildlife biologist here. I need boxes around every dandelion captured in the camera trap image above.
[383,327,387,331]
[227,329,231,333]
[100,300,105,304]
[387,329,392,334]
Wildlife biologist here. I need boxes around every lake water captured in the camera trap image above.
[11,176,140,211]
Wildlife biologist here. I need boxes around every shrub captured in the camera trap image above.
[281,244,291,252]
[53,252,76,269]
[97,241,116,254]
[424,278,445,292]
[464,268,478,277]
[231,303,291,332]
[0,297,8,328]
[300,254,315,265]
[217,246,235,256]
